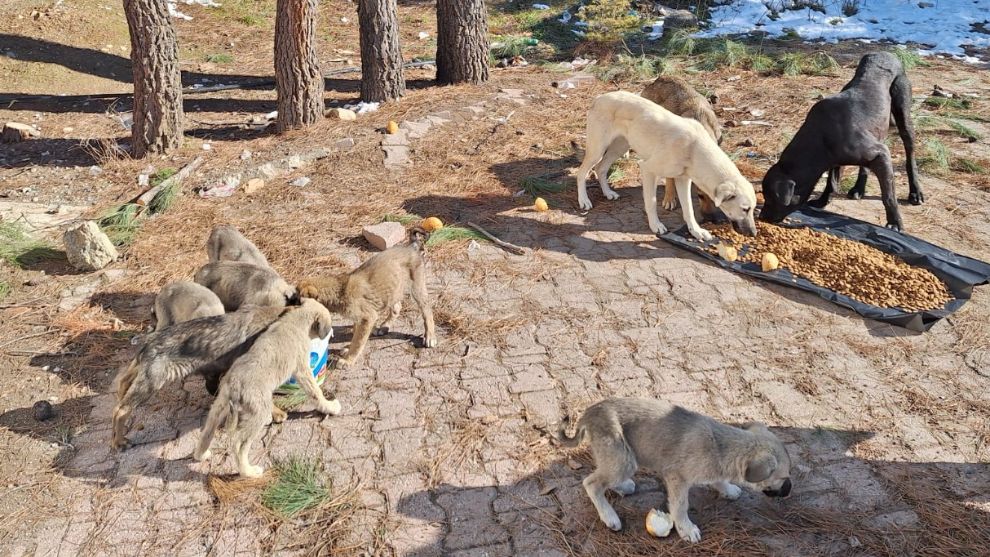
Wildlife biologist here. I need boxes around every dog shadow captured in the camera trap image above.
[395,425,990,556]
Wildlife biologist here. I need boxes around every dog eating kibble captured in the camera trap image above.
[707,223,952,311]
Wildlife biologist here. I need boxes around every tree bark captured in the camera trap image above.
[357,0,405,103]
[123,0,183,158]
[436,0,489,85]
[275,0,324,132]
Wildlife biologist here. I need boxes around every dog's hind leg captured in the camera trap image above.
[594,137,627,202]
[666,476,702,543]
[232,411,267,478]
[338,316,375,368]
[891,73,923,204]
[411,265,438,349]
[809,167,839,208]
[867,143,903,230]
[577,125,612,211]
[584,435,637,531]
[111,368,162,451]
[374,302,401,336]
[640,167,666,235]
[847,166,869,200]
[193,391,229,462]
[660,178,678,210]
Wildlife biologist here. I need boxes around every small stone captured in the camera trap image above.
[243,178,265,194]
[88,165,103,175]
[739,138,755,147]
[362,221,406,250]
[287,155,304,169]
[63,221,118,271]
[2,122,40,143]
[240,149,252,160]
[289,176,310,187]
[335,137,356,150]
[567,459,583,470]
[33,400,55,421]
[201,143,212,151]
[137,174,149,187]
[326,108,357,121]
[849,536,861,548]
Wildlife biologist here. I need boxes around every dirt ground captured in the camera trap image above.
[2,0,990,555]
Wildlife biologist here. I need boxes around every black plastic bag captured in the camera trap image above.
[660,207,990,332]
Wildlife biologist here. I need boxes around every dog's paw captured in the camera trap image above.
[320,399,342,416]
[271,406,287,424]
[613,479,636,495]
[649,221,668,236]
[847,189,864,200]
[241,464,265,478]
[678,523,702,543]
[807,195,830,209]
[602,187,620,201]
[600,508,623,531]
[372,326,390,337]
[335,356,353,369]
[689,228,713,242]
[909,191,924,205]
[111,438,132,452]
[424,333,438,348]
[719,483,743,500]
[885,222,902,232]
[578,194,594,211]
[661,198,679,211]
[193,448,212,462]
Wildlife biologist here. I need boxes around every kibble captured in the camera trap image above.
[707,223,952,312]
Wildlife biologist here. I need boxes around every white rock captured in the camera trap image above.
[326,107,357,121]
[289,177,310,187]
[63,221,118,272]
[240,149,252,160]
[362,221,406,251]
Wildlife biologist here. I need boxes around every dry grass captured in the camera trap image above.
[419,418,494,488]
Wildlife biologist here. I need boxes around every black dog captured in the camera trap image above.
[760,52,922,230]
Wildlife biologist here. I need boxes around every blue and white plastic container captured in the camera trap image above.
[275,332,332,393]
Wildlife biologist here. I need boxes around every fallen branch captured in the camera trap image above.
[129,156,204,207]
[465,222,526,255]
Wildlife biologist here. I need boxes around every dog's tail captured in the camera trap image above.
[409,226,430,252]
[554,414,586,448]
[113,356,142,401]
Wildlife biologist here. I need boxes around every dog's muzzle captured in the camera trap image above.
[763,478,792,498]
[732,218,758,237]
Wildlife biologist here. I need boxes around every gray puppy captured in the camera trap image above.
[207,224,271,269]
[194,261,299,312]
[152,281,225,331]
[193,299,340,477]
[557,398,792,543]
[111,306,291,450]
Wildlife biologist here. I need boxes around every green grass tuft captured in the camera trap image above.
[0,222,63,268]
[697,39,750,71]
[952,158,987,174]
[662,28,697,56]
[382,213,421,226]
[261,457,330,518]
[98,204,142,246]
[775,52,806,76]
[238,14,264,26]
[891,47,926,70]
[807,52,840,75]
[593,53,664,82]
[0,280,9,302]
[520,175,568,197]
[918,138,950,172]
[489,35,533,59]
[747,53,775,73]
[381,214,487,246]
[924,96,972,111]
[204,53,234,64]
[948,120,982,141]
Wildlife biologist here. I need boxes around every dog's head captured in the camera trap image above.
[302,299,334,339]
[759,165,804,223]
[712,180,758,237]
[742,422,792,498]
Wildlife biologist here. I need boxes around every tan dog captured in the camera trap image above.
[557,398,792,543]
[576,91,757,241]
[640,76,722,217]
[207,224,271,269]
[297,230,437,368]
[111,306,292,450]
[193,299,340,477]
[152,281,225,331]
[194,261,299,312]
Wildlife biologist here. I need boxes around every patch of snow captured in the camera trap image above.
[645,20,665,40]
[344,101,380,114]
[532,3,550,9]
[167,0,220,21]
[698,0,990,61]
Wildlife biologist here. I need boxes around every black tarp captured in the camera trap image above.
[660,207,990,332]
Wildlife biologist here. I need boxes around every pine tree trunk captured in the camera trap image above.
[123,0,183,158]
[436,0,489,85]
[357,0,405,102]
[275,0,324,132]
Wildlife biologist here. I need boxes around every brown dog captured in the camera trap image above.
[297,229,437,368]
[641,76,722,219]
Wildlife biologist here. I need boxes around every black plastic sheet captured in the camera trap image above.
[660,207,990,332]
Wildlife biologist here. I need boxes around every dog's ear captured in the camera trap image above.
[297,280,320,301]
[745,451,778,483]
[712,182,737,207]
[778,179,797,206]
[311,311,333,339]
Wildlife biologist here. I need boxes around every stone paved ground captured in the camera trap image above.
[3,67,990,556]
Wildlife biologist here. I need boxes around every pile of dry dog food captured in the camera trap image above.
[707,223,953,311]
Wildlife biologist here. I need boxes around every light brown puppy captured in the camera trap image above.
[194,261,299,312]
[193,299,340,477]
[640,76,722,217]
[207,224,271,269]
[152,281,225,331]
[296,230,437,368]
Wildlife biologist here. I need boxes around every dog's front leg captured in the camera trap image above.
[809,168,838,208]
[666,477,702,543]
[675,177,712,242]
[640,167,666,235]
[710,480,742,500]
[292,362,341,416]
[867,146,903,230]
